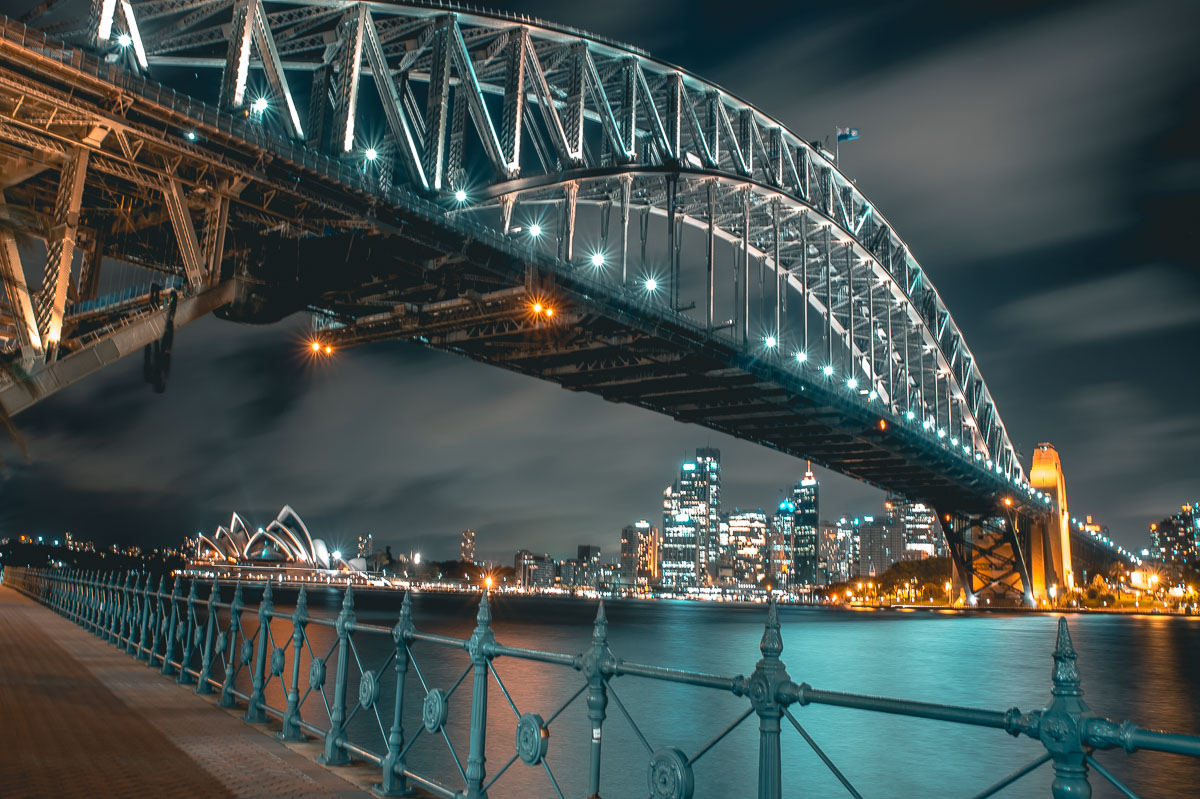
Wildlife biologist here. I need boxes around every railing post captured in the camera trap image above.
[1041,618,1092,798]
[136,575,152,660]
[748,601,789,799]
[104,572,118,641]
[219,581,245,708]
[582,602,611,799]
[178,579,199,684]
[377,591,415,797]
[319,585,356,766]
[464,592,495,798]
[148,576,167,667]
[161,577,182,676]
[124,574,141,654]
[279,585,308,740]
[244,580,274,723]
[196,579,219,694]
[99,572,113,639]
[87,571,99,631]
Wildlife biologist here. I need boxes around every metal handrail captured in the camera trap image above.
[4,564,1199,799]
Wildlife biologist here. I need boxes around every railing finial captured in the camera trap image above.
[593,599,608,644]
[475,588,491,628]
[1052,616,1081,697]
[760,599,782,659]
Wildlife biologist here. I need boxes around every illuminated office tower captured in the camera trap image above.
[460,529,476,563]
[621,521,660,585]
[662,483,700,587]
[727,509,769,584]
[790,465,819,584]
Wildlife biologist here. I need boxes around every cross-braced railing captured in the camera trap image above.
[5,565,1200,799]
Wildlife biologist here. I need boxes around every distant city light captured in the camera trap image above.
[117,33,132,47]
[529,223,542,237]
[365,147,378,161]
[252,97,268,113]
[454,189,467,202]
[544,307,554,317]
[413,552,421,565]
[764,335,777,348]
[591,252,605,267]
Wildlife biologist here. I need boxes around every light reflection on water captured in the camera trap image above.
[227,589,1200,798]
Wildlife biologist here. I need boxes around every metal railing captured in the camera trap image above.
[4,565,1199,798]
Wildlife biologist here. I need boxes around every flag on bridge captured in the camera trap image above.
[836,127,860,142]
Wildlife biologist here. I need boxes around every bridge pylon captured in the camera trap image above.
[1028,442,1074,596]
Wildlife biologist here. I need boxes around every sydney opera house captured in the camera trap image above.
[191,505,369,573]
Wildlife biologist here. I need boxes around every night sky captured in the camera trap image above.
[2,0,1197,562]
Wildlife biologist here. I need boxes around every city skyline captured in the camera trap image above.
[2,0,1197,560]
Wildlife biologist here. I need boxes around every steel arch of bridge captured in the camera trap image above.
[79,0,1028,484]
[0,1,1096,601]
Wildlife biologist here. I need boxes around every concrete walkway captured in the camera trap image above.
[0,585,381,799]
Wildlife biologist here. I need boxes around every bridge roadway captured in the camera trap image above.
[0,584,401,799]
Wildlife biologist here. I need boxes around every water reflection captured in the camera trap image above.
[215,588,1200,799]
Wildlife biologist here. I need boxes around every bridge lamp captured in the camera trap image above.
[764,335,777,348]
[185,130,197,141]
[544,307,554,317]
[822,364,834,377]
[365,147,378,161]
[117,33,132,47]
[937,428,946,438]
[532,302,543,314]
[905,410,915,420]
[795,351,807,363]
[310,341,321,352]
[644,278,658,291]
[252,96,268,114]
[323,345,333,355]
[529,223,542,237]
[1004,497,1013,507]
[590,252,605,267]
[868,390,877,401]
[454,188,468,203]
[951,437,959,445]
[846,377,858,389]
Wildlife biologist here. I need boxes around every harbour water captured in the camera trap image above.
[240,589,1200,798]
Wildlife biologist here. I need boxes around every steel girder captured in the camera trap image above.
[0,9,1061,528]
[67,2,1026,489]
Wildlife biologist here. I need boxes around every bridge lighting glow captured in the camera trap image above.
[764,335,777,348]
[795,351,807,363]
[846,377,858,389]
[532,302,543,314]
[310,341,320,352]
[331,550,342,560]
[1004,497,1013,506]
[905,410,915,420]
[185,130,197,141]
[529,223,542,237]
[454,188,467,202]
[365,147,378,161]
[544,307,554,317]
[252,97,268,113]
[822,364,834,377]
[937,428,946,438]
[591,252,605,267]
[117,33,132,47]
[644,278,658,291]
[868,390,877,400]
[878,419,888,431]
[951,437,959,445]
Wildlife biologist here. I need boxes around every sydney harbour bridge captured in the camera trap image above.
[0,1,1127,604]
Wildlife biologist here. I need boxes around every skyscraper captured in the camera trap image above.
[727,509,769,584]
[791,465,819,585]
[885,497,940,560]
[768,503,795,589]
[1153,504,1198,565]
[662,449,722,586]
[854,515,902,577]
[460,529,476,563]
[621,521,660,585]
[662,483,699,587]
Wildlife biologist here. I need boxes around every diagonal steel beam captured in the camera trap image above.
[162,178,205,288]
[250,0,303,139]
[36,147,88,354]
[360,8,428,189]
[0,195,43,363]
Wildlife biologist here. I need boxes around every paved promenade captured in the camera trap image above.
[0,585,381,798]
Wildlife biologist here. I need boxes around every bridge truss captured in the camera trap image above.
[0,1,1129,602]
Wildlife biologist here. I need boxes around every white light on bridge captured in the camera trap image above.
[185,130,197,141]
[331,550,342,560]
[252,97,268,113]
[822,365,834,377]
[937,428,946,438]
[764,335,777,348]
[365,147,378,161]
[529,223,542,237]
[454,189,468,203]
[591,252,605,267]
[795,351,808,363]
[846,377,858,389]
[644,278,658,291]
[905,410,915,420]
[117,33,132,47]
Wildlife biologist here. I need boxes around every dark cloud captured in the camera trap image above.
[3,0,1198,557]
